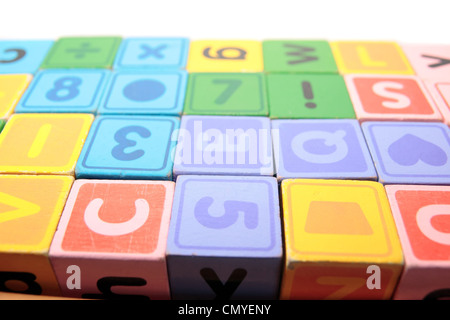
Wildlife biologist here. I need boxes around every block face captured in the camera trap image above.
[187,40,263,72]
[0,113,94,175]
[263,40,338,73]
[114,37,189,70]
[173,116,274,176]
[362,122,450,184]
[402,44,450,80]
[424,80,450,126]
[267,73,355,119]
[15,70,110,113]
[76,115,179,180]
[41,37,121,69]
[98,70,187,115]
[184,73,267,116]
[0,40,54,74]
[0,74,32,119]
[271,119,377,180]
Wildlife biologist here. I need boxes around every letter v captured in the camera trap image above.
[200,268,247,300]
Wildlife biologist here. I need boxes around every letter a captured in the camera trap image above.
[366,265,381,290]
[66,265,81,290]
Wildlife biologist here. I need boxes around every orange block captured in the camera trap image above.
[0,74,32,119]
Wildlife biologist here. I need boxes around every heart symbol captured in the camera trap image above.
[388,134,447,166]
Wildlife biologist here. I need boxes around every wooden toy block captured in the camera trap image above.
[0,40,54,74]
[114,37,189,70]
[262,40,338,73]
[0,74,32,119]
[330,41,414,75]
[40,36,122,69]
[423,80,450,126]
[0,174,74,296]
[187,40,263,72]
[271,119,377,181]
[183,73,268,116]
[76,115,180,180]
[166,175,282,299]
[362,121,450,185]
[15,70,110,114]
[98,70,188,116]
[345,75,443,122]
[173,115,274,177]
[49,179,174,299]
[0,113,93,176]
[280,179,403,300]
[385,185,450,300]
[401,44,450,80]
[267,73,355,119]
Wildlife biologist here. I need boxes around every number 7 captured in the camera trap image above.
[213,79,242,105]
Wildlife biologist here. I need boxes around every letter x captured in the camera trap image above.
[139,44,167,60]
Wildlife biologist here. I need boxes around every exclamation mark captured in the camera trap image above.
[302,81,316,109]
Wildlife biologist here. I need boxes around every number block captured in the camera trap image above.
[262,40,338,73]
[362,121,450,185]
[76,115,180,180]
[15,70,110,113]
[0,175,74,296]
[267,73,355,119]
[271,119,377,181]
[40,36,121,69]
[98,70,188,116]
[49,179,174,299]
[386,185,450,300]
[166,175,282,300]
[280,179,403,300]
[0,40,54,74]
[345,75,443,122]
[0,74,32,119]
[114,37,189,70]
[187,40,263,72]
[173,115,274,177]
[0,113,93,176]
[183,73,268,116]
[423,80,450,126]
[401,44,450,80]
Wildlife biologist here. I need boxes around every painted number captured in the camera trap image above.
[46,76,82,101]
[213,79,242,105]
[111,126,151,161]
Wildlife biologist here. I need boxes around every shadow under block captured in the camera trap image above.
[0,40,54,74]
[49,179,174,299]
[0,74,32,119]
[0,113,93,176]
[280,179,403,300]
[386,185,450,300]
[401,44,450,80]
[424,79,450,126]
[0,175,74,296]
[166,175,282,300]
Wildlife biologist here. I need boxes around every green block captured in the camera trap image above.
[184,73,268,116]
[0,120,5,132]
[263,40,338,73]
[41,36,122,69]
[267,74,356,119]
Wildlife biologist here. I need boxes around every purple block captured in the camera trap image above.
[166,175,282,299]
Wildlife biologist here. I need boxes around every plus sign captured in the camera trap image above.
[65,42,100,59]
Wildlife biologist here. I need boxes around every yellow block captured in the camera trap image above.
[0,74,32,119]
[187,40,263,72]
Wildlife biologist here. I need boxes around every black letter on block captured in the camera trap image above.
[81,276,150,300]
[200,268,247,300]
[424,289,450,300]
[0,49,26,63]
[203,47,246,60]
[0,271,42,295]
[284,44,318,65]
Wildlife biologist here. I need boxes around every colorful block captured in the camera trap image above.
[0,113,93,176]
[386,185,450,300]
[183,73,267,116]
[166,175,282,299]
[0,40,53,74]
[76,115,179,180]
[423,80,450,126]
[0,175,74,296]
[345,75,443,122]
[280,179,403,300]
[187,40,263,72]
[331,41,414,75]
[49,179,174,299]
[173,115,274,177]
[98,70,187,115]
[15,70,110,113]
[402,44,450,80]
[263,40,338,73]
[362,121,450,184]
[40,36,121,69]
[114,37,189,70]
[267,73,355,119]
[0,74,32,119]
[271,119,377,180]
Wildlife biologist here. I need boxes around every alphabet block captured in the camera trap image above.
[423,79,450,126]
[49,179,175,299]
[280,179,403,300]
[0,40,53,74]
[0,74,32,119]
[401,44,450,80]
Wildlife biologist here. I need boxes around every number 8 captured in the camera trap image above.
[46,76,82,101]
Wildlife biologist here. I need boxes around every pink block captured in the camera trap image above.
[402,44,450,80]
[424,80,450,126]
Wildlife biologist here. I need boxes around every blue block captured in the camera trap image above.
[15,69,110,113]
[166,175,282,299]
[76,115,180,180]
[113,38,189,70]
[0,40,53,74]
[362,121,450,184]
[97,70,187,116]
[271,119,377,181]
